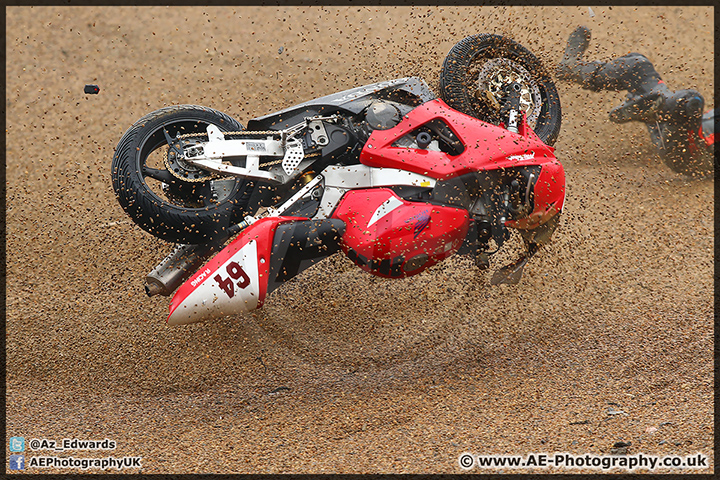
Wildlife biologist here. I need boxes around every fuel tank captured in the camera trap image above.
[331,188,469,278]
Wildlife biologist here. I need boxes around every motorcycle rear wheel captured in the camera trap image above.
[440,33,562,146]
[111,105,255,244]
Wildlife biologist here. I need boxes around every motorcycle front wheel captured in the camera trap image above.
[439,33,562,146]
[111,105,255,244]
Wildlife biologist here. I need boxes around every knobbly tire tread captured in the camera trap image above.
[439,34,562,146]
[112,105,253,244]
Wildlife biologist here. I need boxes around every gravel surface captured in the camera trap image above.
[5,6,714,474]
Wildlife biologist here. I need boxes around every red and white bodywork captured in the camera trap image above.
[332,188,469,278]
[167,97,565,325]
[168,217,289,325]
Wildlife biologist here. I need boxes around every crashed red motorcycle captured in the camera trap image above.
[111,34,565,325]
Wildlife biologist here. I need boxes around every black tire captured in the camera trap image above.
[440,34,562,146]
[111,105,256,244]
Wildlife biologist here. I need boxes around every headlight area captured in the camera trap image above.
[505,160,565,231]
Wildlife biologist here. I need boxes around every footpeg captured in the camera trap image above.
[490,243,538,285]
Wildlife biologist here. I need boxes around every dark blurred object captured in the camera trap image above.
[84,84,100,94]
[610,441,631,455]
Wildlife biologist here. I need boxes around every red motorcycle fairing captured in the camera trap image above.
[331,188,469,278]
[361,99,565,229]
[359,98,556,180]
[167,216,306,326]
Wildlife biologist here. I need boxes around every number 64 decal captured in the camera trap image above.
[214,261,250,298]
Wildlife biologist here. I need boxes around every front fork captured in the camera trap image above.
[500,81,523,133]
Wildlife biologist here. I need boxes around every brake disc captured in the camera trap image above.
[476,58,543,125]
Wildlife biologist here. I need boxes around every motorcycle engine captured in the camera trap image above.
[352,100,408,144]
[365,101,401,130]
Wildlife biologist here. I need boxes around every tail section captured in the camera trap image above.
[167,217,344,325]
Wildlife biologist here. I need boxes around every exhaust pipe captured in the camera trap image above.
[144,223,248,297]
[145,243,218,297]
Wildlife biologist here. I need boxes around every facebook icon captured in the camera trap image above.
[9,454,25,470]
